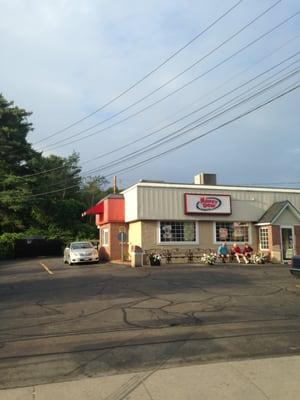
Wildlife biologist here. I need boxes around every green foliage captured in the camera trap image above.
[0,232,25,259]
[0,94,114,257]
[0,95,34,176]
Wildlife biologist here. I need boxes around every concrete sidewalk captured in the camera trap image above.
[2,355,299,400]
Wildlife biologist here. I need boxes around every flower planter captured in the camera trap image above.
[150,259,161,266]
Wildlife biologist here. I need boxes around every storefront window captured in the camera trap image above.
[215,222,249,243]
[160,221,196,242]
[102,229,109,246]
[259,227,269,250]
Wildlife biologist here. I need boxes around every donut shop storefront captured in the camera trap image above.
[83,174,300,263]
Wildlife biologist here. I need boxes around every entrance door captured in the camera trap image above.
[281,227,294,260]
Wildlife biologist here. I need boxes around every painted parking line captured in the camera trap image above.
[39,262,54,275]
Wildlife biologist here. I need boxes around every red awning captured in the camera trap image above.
[82,201,104,216]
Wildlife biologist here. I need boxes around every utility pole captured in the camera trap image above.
[113,176,117,194]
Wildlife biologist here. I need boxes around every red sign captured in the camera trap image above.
[196,196,221,211]
[184,193,231,215]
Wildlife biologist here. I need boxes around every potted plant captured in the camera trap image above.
[200,252,217,265]
[251,252,268,264]
[149,253,161,266]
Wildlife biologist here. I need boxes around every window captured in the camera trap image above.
[259,227,269,250]
[71,242,93,250]
[160,221,196,243]
[102,229,109,246]
[215,222,249,243]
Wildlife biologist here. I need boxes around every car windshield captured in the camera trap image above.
[70,242,93,250]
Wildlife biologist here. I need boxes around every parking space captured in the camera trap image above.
[0,258,300,390]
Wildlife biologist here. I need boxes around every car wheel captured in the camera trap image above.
[68,256,73,266]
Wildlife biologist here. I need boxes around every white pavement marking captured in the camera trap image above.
[39,262,54,275]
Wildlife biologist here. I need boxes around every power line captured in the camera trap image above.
[33,0,244,145]
[11,81,299,199]
[22,51,299,180]
[23,65,299,193]
[43,6,298,151]
[41,0,282,150]
[143,33,300,135]
[23,34,300,180]
[101,82,300,181]
[83,53,300,174]
[41,0,283,150]
[81,69,300,176]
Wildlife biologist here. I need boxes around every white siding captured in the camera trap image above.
[124,185,138,222]
[125,183,300,222]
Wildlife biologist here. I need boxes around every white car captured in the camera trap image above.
[63,241,99,265]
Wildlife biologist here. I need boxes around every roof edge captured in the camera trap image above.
[122,181,300,194]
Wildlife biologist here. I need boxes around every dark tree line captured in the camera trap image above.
[0,94,112,256]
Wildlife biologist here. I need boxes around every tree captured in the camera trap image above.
[28,152,84,232]
[0,94,35,175]
[0,94,111,244]
[0,94,37,232]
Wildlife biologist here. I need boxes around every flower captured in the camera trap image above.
[251,253,268,264]
[201,252,217,265]
[149,252,161,265]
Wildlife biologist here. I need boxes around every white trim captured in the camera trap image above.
[280,225,295,261]
[259,226,269,251]
[272,203,289,224]
[157,221,199,245]
[121,183,138,195]
[271,203,300,224]
[256,203,300,226]
[122,181,300,194]
[213,221,252,245]
[102,228,109,247]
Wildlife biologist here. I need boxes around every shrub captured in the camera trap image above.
[0,232,25,259]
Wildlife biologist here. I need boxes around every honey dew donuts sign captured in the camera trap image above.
[184,193,231,215]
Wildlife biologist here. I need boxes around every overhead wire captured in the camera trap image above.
[43,6,298,151]
[83,53,300,175]
[23,63,300,192]
[80,68,300,176]
[23,34,300,179]
[22,52,300,192]
[152,32,300,131]
[100,82,300,182]
[10,78,299,199]
[41,0,284,151]
[33,0,244,145]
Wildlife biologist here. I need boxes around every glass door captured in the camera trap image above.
[281,227,294,260]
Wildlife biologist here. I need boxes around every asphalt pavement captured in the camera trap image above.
[0,257,300,398]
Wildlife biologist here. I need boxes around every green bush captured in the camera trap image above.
[0,232,25,259]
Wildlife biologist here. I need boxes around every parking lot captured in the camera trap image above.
[0,257,300,390]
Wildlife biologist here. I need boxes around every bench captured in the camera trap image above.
[144,248,270,265]
[144,248,218,264]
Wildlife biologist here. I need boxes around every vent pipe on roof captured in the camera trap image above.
[194,173,217,185]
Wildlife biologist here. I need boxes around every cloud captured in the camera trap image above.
[0,0,299,187]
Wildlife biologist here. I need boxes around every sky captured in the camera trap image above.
[1,0,300,189]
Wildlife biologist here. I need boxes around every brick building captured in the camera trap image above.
[83,173,300,263]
